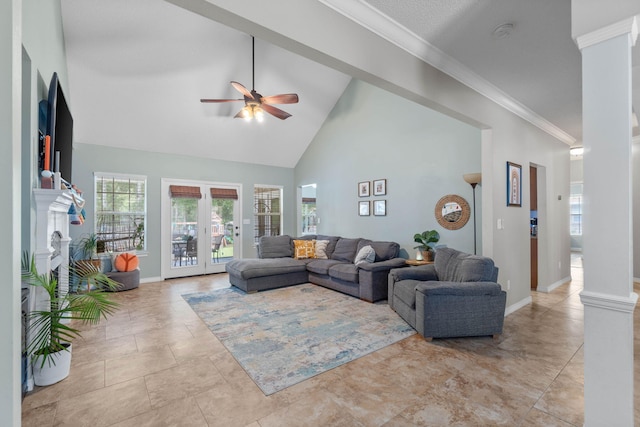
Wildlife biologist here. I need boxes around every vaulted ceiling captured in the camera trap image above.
[61,0,639,168]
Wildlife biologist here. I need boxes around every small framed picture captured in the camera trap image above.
[359,201,370,216]
[373,200,386,216]
[358,181,370,197]
[507,161,522,207]
[373,179,387,196]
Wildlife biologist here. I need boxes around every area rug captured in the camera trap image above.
[182,284,415,395]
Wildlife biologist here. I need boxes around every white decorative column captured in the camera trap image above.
[577,17,638,426]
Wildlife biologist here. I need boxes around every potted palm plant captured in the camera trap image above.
[413,229,440,261]
[22,253,120,386]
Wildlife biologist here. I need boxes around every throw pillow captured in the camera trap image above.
[315,240,330,259]
[354,245,376,265]
[293,239,316,260]
[114,253,139,272]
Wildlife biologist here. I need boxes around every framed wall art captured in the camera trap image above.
[507,161,522,207]
[373,200,386,216]
[373,179,387,196]
[359,201,370,216]
[358,181,370,197]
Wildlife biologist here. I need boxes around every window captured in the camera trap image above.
[95,173,147,252]
[570,182,583,236]
[254,186,282,242]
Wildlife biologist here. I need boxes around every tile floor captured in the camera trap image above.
[21,255,639,426]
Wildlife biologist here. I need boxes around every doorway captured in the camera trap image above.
[161,179,241,279]
[530,165,539,290]
[298,184,317,236]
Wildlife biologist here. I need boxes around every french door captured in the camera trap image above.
[161,179,241,278]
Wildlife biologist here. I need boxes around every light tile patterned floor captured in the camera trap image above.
[21,256,639,426]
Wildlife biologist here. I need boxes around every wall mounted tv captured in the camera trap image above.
[41,72,73,183]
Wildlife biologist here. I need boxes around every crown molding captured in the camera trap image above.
[319,0,576,145]
[576,16,638,50]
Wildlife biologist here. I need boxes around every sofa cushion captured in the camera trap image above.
[435,247,496,282]
[258,235,293,259]
[328,263,359,283]
[394,280,418,309]
[357,239,400,262]
[306,259,345,275]
[315,240,330,259]
[316,235,340,259]
[226,258,307,280]
[354,245,376,265]
[331,238,361,262]
[293,239,316,259]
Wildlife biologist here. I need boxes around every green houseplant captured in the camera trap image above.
[75,232,100,261]
[413,230,440,261]
[22,252,120,386]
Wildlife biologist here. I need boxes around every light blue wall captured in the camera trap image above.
[295,79,481,256]
[72,144,296,279]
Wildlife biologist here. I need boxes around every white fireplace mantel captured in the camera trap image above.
[28,189,74,391]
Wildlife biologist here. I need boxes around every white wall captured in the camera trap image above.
[1,0,22,424]
[296,79,481,256]
[176,0,571,309]
[634,140,640,280]
[3,0,70,423]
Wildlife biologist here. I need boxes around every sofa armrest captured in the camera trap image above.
[358,257,407,272]
[389,264,437,282]
[415,281,503,296]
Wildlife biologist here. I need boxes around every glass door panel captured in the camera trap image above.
[206,193,239,274]
[170,197,200,271]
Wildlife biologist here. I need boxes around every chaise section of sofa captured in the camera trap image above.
[225,234,406,302]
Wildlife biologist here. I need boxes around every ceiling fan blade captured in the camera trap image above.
[260,94,299,105]
[231,81,254,99]
[261,103,292,120]
[200,98,243,103]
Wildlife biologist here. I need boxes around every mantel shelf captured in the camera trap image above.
[33,188,75,213]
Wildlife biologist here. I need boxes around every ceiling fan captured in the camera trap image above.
[200,36,299,121]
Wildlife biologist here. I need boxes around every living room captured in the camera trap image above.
[3,0,640,425]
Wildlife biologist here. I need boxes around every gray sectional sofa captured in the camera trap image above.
[226,234,406,302]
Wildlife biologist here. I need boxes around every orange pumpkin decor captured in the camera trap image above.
[114,253,139,272]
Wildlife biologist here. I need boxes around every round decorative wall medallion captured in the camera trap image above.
[435,194,470,230]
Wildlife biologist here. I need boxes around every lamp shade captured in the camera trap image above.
[463,173,482,185]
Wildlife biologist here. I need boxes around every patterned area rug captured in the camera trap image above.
[182,284,415,395]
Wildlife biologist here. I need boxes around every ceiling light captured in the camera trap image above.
[254,107,265,122]
[492,23,514,39]
[570,147,584,156]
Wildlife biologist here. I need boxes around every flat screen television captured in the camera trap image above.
[43,72,73,183]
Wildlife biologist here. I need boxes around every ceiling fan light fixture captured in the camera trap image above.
[254,107,265,122]
[200,36,299,121]
[241,106,254,121]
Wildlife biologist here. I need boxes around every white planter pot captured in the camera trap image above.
[32,343,72,386]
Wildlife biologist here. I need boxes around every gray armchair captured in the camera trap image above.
[388,247,506,340]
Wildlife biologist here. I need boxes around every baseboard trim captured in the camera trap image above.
[536,276,571,294]
[505,295,532,316]
[140,276,162,284]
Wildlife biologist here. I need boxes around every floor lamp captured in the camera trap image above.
[463,173,481,254]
